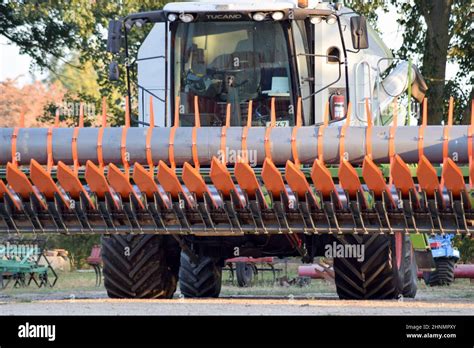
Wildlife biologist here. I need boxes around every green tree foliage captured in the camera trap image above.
[454,236,474,263]
[39,55,126,127]
[398,0,472,125]
[1,0,168,126]
[50,57,101,99]
[0,1,80,73]
[349,0,389,29]
[46,235,100,270]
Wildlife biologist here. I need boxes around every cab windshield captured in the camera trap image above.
[173,21,295,127]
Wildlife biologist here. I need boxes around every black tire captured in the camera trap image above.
[179,252,222,298]
[332,233,408,300]
[235,262,257,287]
[402,237,418,298]
[423,257,456,286]
[101,235,179,299]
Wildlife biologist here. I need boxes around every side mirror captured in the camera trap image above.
[350,16,369,50]
[107,20,122,54]
[108,61,120,81]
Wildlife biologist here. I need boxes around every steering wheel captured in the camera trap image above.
[254,103,271,126]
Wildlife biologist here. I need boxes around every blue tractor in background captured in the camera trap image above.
[423,235,460,286]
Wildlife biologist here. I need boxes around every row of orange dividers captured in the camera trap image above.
[1,96,474,217]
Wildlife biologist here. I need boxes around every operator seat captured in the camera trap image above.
[209,38,262,97]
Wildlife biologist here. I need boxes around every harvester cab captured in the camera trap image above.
[0,0,471,300]
[110,0,366,128]
[111,0,426,128]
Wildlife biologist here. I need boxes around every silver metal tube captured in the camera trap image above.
[0,126,470,166]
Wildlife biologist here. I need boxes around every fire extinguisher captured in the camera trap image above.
[330,93,345,120]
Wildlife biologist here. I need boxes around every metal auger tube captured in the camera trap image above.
[0,125,471,167]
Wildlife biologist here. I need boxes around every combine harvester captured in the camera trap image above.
[0,0,473,300]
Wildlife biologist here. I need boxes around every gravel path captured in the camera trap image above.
[1,295,473,315]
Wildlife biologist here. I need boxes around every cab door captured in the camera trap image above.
[137,23,169,127]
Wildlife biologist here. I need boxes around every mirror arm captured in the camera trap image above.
[336,15,350,107]
[302,57,342,100]
[346,48,360,54]
[123,27,133,124]
[130,116,150,127]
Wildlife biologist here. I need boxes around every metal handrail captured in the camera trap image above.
[354,60,374,124]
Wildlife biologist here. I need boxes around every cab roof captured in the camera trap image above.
[164,0,299,13]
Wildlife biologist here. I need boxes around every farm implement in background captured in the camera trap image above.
[0,238,57,289]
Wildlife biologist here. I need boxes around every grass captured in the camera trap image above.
[0,270,100,296]
[220,262,337,297]
[0,265,472,300]
[415,278,474,300]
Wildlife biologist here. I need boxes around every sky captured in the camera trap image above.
[0,35,47,85]
[0,5,461,86]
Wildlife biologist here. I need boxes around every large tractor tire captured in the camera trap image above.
[235,262,257,287]
[423,257,456,286]
[402,236,418,298]
[179,252,222,298]
[332,233,414,300]
[101,235,179,299]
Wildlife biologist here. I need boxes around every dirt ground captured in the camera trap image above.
[2,297,474,315]
[0,271,473,315]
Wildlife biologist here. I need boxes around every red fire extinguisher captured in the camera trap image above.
[330,93,345,120]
